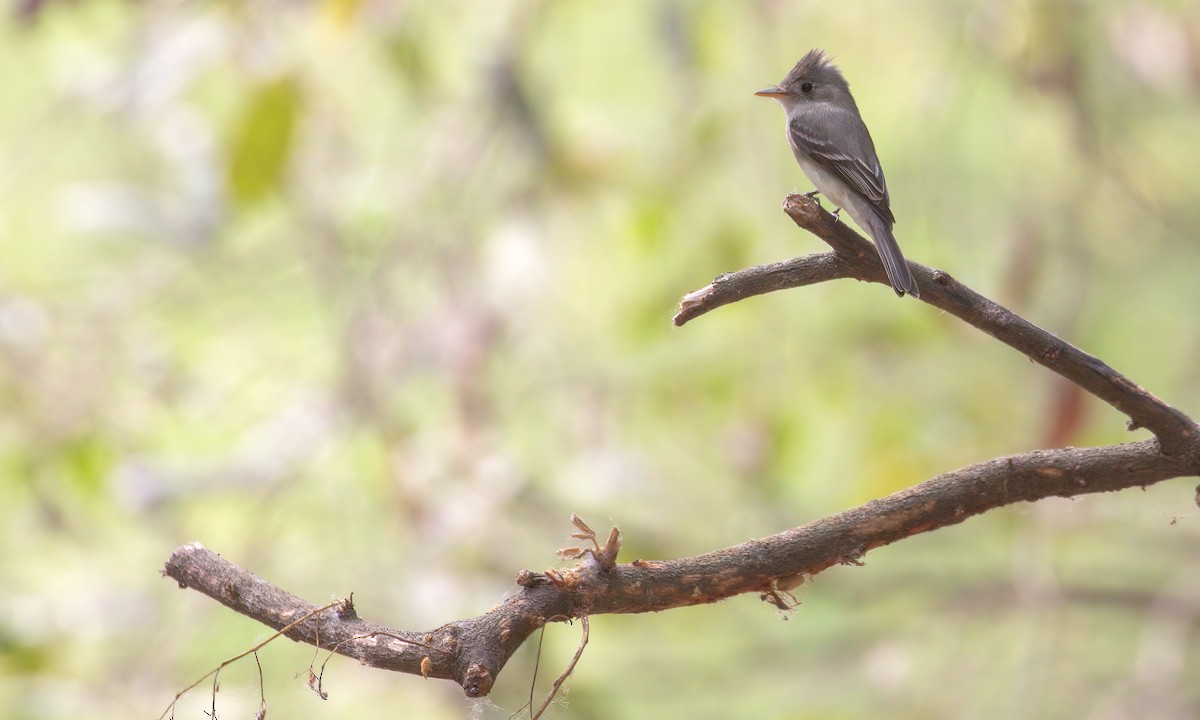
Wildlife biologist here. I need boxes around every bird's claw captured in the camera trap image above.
[802,191,841,224]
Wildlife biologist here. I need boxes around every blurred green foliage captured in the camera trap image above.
[2,1,1200,718]
[226,76,301,207]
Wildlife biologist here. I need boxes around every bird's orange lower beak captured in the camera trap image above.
[754,86,786,97]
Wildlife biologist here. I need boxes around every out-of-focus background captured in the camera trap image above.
[3,1,1200,718]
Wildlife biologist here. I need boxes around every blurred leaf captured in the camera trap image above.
[60,434,114,498]
[383,24,432,90]
[320,0,363,29]
[0,631,52,674]
[225,76,301,208]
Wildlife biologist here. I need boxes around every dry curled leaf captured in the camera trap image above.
[569,514,594,536]
[556,547,586,560]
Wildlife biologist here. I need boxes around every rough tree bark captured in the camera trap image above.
[162,193,1200,700]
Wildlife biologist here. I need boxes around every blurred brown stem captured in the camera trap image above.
[163,194,1200,699]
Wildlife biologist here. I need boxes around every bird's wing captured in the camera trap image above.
[788,108,894,225]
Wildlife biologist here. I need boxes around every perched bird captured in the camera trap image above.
[756,49,918,298]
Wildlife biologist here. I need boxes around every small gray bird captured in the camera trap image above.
[756,49,918,298]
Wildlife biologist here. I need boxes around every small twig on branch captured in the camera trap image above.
[531,615,589,720]
[253,652,266,720]
[157,598,343,720]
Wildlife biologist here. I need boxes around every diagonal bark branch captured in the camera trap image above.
[163,193,1200,700]
[674,193,1200,456]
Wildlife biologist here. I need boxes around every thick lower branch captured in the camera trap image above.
[162,438,1196,697]
[674,194,1200,458]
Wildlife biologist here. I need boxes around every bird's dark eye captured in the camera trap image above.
[800,82,814,93]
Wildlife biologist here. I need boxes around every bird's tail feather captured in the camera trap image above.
[863,214,918,298]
